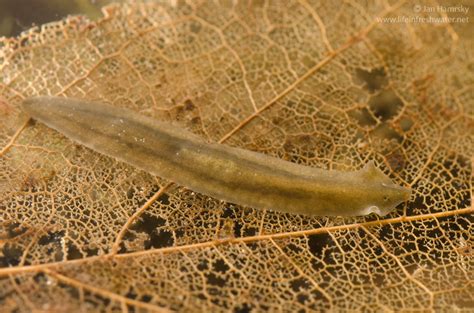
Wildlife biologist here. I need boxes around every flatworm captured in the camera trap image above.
[22,96,412,216]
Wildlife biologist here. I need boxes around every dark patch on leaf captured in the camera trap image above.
[0,244,22,267]
[148,229,174,249]
[348,107,378,127]
[307,233,331,258]
[290,277,311,292]
[1,222,28,240]
[355,67,387,92]
[66,242,83,260]
[369,89,404,121]
[158,193,170,205]
[38,230,65,245]
[371,123,403,143]
[234,303,253,313]
[206,272,227,287]
[184,99,195,110]
[213,259,230,274]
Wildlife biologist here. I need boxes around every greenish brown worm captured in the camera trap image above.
[21,96,412,216]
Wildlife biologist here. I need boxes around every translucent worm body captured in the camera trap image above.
[22,96,411,216]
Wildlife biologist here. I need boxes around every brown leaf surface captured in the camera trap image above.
[0,1,473,312]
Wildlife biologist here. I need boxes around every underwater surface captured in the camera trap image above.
[0,0,115,37]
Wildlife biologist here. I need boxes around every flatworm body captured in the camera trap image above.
[22,96,412,216]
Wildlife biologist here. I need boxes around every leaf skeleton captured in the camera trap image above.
[22,96,412,216]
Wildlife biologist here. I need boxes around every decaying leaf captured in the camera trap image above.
[0,0,472,312]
